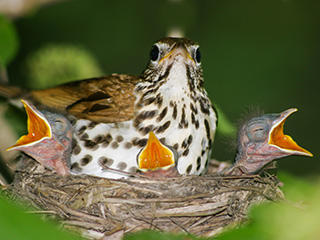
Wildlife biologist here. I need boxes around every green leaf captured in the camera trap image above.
[0,15,18,66]
[0,194,80,240]
[25,44,103,89]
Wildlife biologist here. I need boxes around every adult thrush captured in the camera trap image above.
[1,38,218,178]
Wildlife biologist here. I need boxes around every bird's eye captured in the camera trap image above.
[150,45,160,62]
[54,119,66,134]
[194,47,201,64]
[249,126,267,141]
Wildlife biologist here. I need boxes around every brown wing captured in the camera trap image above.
[30,74,141,123]
[0,84,23,99]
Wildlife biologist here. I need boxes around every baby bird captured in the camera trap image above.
[7,100,72,176]
[225,108,313,175]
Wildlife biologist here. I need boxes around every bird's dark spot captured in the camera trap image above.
[136,85,146,92]
[186,164,192,174]
[195,120,199,129]
[99,157,114,168]
[208,139,212,149]
[173,143,179,150]
[131,137,139,146]
[144,97,156,105]
[125,142,132,149]
[204,119,210,140]
[88,121,98,129]
[196,157,201,171]
[133,118,141,128]
[172,104,177,119]
[116,135,124,142]
[72,140,81,155]
[200,98,210,114]
[156,121,170,134]
[155,93,163,107]
[134,111,157,128]
[201,150,205,156]
[140,110,157,120]
[78,126,87,135]
[106,134,113,141]
[80,155,92,166]
[139,125,154,136]
[84,140,98,150]
[187,135,193,145]
[182,149,189,156]
[80,133,89,140]
[190,103,198,114]
[111,142,119,149]
[186,66,195,91]
[158,63,172,82]
[117,162,127,170]
[159,137,166,145]
[157,107,168,122]
[94,135,104,144]
[137,138,148,147]
[141,89,154,99]
[180,107,188,128]
[70,162,82,172]
[181,139,188,149]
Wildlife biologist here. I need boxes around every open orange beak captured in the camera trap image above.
[138,132,175,171]
[7,100,52,151]
[268,108,313,157]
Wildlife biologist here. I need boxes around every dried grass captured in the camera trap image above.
[6,156,284,239]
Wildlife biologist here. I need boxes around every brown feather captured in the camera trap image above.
[30,74,141,123]
[0,84,24,98]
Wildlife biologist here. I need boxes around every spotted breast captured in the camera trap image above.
[66,38,217,178]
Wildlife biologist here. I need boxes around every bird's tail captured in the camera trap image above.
[0,84,24,99]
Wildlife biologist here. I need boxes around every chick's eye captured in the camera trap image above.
[250,127,267,141]
[150,45,160,62]
[54,119,66,133]
[194,47,201,63]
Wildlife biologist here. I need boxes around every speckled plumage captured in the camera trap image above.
[68,38,217,178]
[1,37,218,179]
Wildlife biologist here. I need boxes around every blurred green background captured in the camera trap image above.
[2,0,320,176]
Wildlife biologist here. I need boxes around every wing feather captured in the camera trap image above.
[30,74,141,123]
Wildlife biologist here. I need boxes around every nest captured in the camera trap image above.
[5,155,284,239]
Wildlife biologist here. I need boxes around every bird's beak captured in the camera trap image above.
[159,43,194,64]
[137,131,175,171]
[7,99,52,151]
[268,108,313,157]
